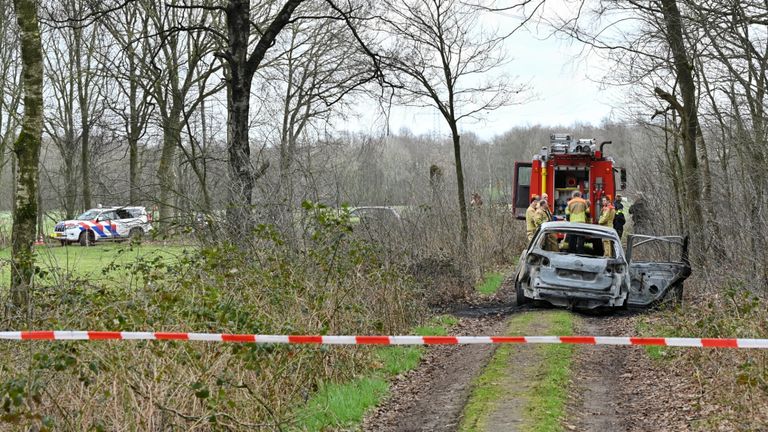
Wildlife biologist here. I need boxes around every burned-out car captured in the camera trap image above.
[514,222,691,309]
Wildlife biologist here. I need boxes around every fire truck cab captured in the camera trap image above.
[513,133,626,222]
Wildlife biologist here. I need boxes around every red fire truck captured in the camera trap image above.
[512,133,626,222]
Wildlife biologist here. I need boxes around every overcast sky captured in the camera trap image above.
[343,4,624,141]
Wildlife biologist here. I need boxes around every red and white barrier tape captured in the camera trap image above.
[1,331,767,348]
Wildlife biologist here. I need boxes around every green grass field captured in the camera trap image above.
[0,242,191,289]
[0,210,66,237]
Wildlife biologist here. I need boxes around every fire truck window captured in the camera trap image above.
[518,166,531,186]
[515,165,532,210]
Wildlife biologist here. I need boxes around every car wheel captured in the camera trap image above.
[516,279,530,306]
[79,231,95,247]
[129,227,143,240]
[60,240,67,247]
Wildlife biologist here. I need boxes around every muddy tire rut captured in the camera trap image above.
[362,283,700,432]
[566,315,632,431]
[362,315,509,432]
[566,312,703,431]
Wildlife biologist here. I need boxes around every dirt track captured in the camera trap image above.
[362,314,509,431]
[362,282,703,431]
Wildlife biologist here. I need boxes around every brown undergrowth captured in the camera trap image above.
[638,273,768,430]
[0,204,421,431]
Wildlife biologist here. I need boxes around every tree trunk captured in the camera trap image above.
[450,123,469,255]
[64,157,77,218]
[74,25,91,210]
[659,0,705,250]
[128,131,139,204]
[223,0,303,235]
[10,0,43,310]
[157,112,180,225]
[225,0,255,232]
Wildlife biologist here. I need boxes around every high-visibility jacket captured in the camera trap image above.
[525,203,538,237]
[534,207,548,228]
[599,203,616,227]
[566,197,589,223]
[534,208,558,250]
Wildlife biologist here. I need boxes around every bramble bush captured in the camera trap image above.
[0,203,421,431]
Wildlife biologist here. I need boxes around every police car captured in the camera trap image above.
[51,206,153,246]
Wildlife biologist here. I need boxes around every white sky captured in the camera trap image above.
[343,3,623,141]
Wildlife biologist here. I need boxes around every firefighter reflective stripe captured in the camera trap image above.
[567,198,589,223]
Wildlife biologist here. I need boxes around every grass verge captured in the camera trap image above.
[459,311,575,432]
[526,312,575,432]
[476,272,505,295]
[290,314,459,431]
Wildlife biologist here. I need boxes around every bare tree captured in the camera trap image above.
[97,2,154,205]
[134,1,222,226]
[252,9,374,237]
[554,0,713,256]
[41,0,109,217]
[218,0,304,233]
[10,0,44,309]
[42,28,80,217]
[375,0,524,254]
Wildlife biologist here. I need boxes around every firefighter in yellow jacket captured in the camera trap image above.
[565,191,589,223]
[525,194,540,242]
[565,191,589,253]
[534,200,559,251]
[598,196,616,256]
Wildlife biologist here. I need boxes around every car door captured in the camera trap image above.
[96,211,119,238]
[512,162,533,219]
[626,235,692,307]
[114,209,136,237]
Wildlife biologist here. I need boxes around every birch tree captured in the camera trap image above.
[10,0,43,309]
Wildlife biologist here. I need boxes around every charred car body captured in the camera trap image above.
[515,222,691,309]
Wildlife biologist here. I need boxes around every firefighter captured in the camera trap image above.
[535,200,559,251]
[613,194,626,239]
[566,191,589,253]
[541,193,553,221]
[525,194,540,242]
[565,191,589,223]
[598,196,616,256]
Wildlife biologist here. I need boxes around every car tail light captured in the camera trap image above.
[147,212,153,222]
